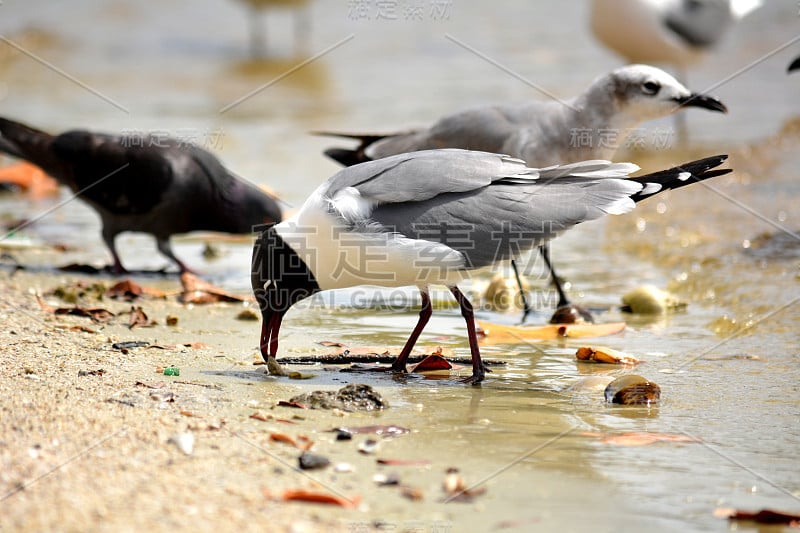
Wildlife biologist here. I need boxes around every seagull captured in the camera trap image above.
[0,116,283,273]
[590,0,762,72]
[318,64,727,323]
[251,150,730,384]
[590,0,760,139]
[232,0,311,58]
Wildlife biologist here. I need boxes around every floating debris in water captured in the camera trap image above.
[332,425,409,437]
[288,383,387,411]
[604,375,661,406]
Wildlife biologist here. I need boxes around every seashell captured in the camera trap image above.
[550,304,593,324]
[169,432,195,455]
[621,285,686,314]
[604,375,661,406]
[576,346,639,365]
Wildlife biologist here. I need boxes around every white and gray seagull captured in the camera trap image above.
[251,150,730,385]
[590,0,762,72]
[318,64,727,322]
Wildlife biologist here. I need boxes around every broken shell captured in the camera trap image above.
[443,472,466,494]
[621,285,686,314]
[576,346,639,365]
[169,432,195,455]
[373,473,401,486]
[358,438,380,455]
[334,462,354,473]
[604,375,661,406]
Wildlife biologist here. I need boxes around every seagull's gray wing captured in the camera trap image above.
[322,149,531,206]
[323,150,640,270]
[366,106,523,160]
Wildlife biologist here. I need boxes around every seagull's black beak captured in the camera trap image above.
[673,93,728,113]
[788,56,800,73]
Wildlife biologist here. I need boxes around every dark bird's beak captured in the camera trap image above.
[788,56,800,73]
[673,93,728,113]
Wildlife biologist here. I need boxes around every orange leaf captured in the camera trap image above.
[279,489,361,508]
[106,279,143,300]
[178,273,250,304]
[269,432,313,450]
[0,162,58,198]
[410,354,452,373]
[477,321,626,344]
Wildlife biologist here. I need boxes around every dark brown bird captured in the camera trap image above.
[0,116,282,273]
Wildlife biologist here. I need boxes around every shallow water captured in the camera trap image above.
[1,1,799,531]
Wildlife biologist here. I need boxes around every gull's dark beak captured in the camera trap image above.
[673,93,728,113]
[788,56,800,73]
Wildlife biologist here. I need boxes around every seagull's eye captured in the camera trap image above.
[642,81,661,95]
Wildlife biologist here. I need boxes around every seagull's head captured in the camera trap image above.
[251,224,320,335]
[603,64,727,123]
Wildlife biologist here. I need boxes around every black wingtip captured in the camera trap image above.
[788,56,800,73]
[323,147,371,167]
[631,154,731,202]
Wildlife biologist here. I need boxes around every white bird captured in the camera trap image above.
[318,64,726,322]
[251,150,730,384]
[590,0,760,141]
[590,0,762,72]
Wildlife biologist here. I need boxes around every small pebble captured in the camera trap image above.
[373,473,401,486]
[358,438,379,455]
[335,430,353,441]
[298,451,330,471]
[334,462,354,473]
[236,309,259,321]
[166,314,179,326]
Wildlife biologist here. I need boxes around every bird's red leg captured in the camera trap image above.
[391,289,432,373]
[449,286,489,385]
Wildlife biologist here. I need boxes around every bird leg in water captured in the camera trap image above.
[510,258,533,324]
[539,244,593,324]
[449,286,490,385]
[391,289,433,373]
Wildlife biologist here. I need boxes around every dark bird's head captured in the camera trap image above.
[598,64,727,123]
[216,181,283,234]
[251,225,320,360]
[247,185,284,228]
